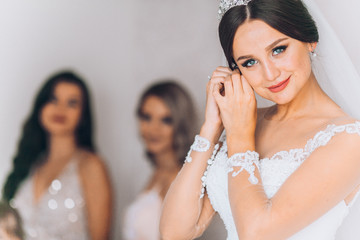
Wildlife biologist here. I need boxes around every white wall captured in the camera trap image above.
[0,1,358,239]
[314,0,360,70]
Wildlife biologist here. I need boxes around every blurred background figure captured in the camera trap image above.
[0,201,23,240]
[123,81,197,240]
[2,71,112,240]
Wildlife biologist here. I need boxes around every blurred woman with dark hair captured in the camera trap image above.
[123,80,197,240]
[2,71,112,240]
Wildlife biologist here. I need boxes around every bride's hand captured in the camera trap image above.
[213,70,257,152]
[200,66,232,142]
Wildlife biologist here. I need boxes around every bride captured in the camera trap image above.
[160,0,360,239]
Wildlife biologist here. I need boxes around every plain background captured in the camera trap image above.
[0,1,358,239]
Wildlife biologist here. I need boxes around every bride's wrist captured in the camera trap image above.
[199,122,223,144]
[227,133,255,156]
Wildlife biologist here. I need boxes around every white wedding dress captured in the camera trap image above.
[205,122,360,240]
[11,157,89,240]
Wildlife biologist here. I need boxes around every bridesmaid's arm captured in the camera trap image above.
[80,153,113,240]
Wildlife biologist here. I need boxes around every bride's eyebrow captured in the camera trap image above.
[236,37,289,62]
[265,37,288,51]
[236,54,254,62]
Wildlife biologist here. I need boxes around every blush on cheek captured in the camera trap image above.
[297,55,311,70]
[293,46,312,68]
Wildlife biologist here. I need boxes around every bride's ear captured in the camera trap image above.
[308,42,318,53]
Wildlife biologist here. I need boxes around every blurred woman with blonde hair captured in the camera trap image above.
[123,80,197,240]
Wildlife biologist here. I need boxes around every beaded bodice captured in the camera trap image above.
[12,158,88,240]
[205,122,360,240]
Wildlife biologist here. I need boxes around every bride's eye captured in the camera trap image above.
[241,59,258,68]
[272,45,287,56]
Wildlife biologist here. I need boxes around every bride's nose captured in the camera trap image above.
[262,60,281,82]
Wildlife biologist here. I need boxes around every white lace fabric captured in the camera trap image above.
[228,150,260,184]
[185,135,212,163]
[12,158,88,240]
[205,122,360,240]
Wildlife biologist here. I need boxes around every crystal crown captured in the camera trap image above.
[218,0,252,19]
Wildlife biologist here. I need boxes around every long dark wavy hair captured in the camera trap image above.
[219,0,319,70]
[2,71,95,201]
[136,81,197,167]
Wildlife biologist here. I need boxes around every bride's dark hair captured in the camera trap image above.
[219,0,319,70]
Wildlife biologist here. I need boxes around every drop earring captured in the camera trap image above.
[311,51,317,58]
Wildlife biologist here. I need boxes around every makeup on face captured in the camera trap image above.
[41,83,83,135]
[230,20,314,105]
[139,96,175,155]
[51,114,67,124]
[267,76,291,93]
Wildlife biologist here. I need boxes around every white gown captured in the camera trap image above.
[12,158,89,240]
[205,121,360,240]
[123,189,162,240]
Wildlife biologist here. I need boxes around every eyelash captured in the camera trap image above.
[241,59,258,68]
[240,45,288,68]
[273,45,287,56]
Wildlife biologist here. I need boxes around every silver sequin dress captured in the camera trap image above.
[12,158,89,240]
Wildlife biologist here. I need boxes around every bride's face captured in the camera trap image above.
[232,20,316,104]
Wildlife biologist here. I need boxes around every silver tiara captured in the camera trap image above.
[218,0,252,19]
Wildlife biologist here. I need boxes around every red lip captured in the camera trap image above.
[268,77,290,93]
[52,115,66,124]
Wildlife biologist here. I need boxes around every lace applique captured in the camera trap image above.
[219,130,227,143]
[304,122,360,153]
[185,135,211,163]
[260,122,360,164]
[200,143,220,198]
[228,151,260,184]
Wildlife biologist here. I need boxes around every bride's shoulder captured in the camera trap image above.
[313,113,360,142]
[319,115,360,152]
[326,113,360,127]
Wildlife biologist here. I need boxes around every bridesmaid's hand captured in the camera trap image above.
[200,66,232,142]
[212,70,257,153]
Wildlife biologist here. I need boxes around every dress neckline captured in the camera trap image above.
[31,153,79,206]
[258,121,360,162]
